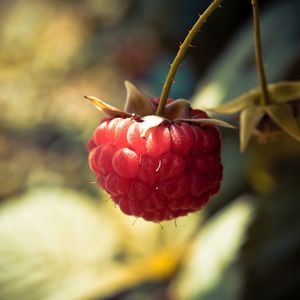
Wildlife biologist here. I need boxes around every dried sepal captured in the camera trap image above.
[164,99,191,120]
[84,96,132,118]
[265,104,300,141]
[176,118,235,129]
[240,106,265,152]
[140,115,166,137]
[268,81,300,103]
[124,81,154,116]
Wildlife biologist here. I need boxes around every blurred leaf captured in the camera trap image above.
[265,104,300,141]
[0,187,200,300]
[268,81,300,103]
[170,197,255,300]
[240,106,265,152]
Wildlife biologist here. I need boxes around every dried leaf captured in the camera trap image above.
[268,81,300,103]
[177,118,235,129]
[266,104,300,141]
[208,88,260,114]
[240,106,265,152]
[84,96,132,118]
[140,115,166,137]
[124,81,154,116]
[164,99,191,120]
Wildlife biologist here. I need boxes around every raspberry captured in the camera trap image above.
[84,81,232,222]
[88,111,222,222]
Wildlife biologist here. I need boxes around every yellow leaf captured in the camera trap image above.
[240,106,265,152]
[266,104,300,141]
[208,88,260,114]
[268,81,300,103]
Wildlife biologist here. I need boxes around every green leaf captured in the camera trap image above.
[268,81,300,103]
[84,96,132,118]
[266,104,300,141]
[208,88,260,114]
[124,81,153,116]
[240,106,265,152]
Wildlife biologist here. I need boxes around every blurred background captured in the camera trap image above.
[0,0,300,299]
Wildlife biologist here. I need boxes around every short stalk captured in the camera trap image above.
[252,0,270,105]
[156,0,223,116]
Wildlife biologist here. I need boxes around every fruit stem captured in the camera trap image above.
[252,0,270,105]
[156,0,223,116]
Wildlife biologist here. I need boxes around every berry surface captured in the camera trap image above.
[88,107,222,222]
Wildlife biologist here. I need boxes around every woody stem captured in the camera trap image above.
[156,0,223,116]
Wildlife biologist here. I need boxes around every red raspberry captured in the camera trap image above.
[88,112,222,222]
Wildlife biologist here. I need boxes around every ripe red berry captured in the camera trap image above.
[88,110,222,222]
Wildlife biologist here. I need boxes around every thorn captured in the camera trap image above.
[189,44,197,48]
[132,218,138,226]
[158,223,164,229]
[174,219,178,227]
[88,180,97,184]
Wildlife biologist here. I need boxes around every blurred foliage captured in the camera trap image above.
[0,0,300,299]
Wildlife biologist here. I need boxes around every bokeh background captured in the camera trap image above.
[1,0,300,299]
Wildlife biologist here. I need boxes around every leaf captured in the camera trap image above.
[124,81,154,116]
[140,115,166,137]
[268,81,300,103]
[266,104,300,141]
[208,88,260,114]
[176,118,236,129]
[164,99,191,120]
[240,106,265,152]
[84,96,132,118]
